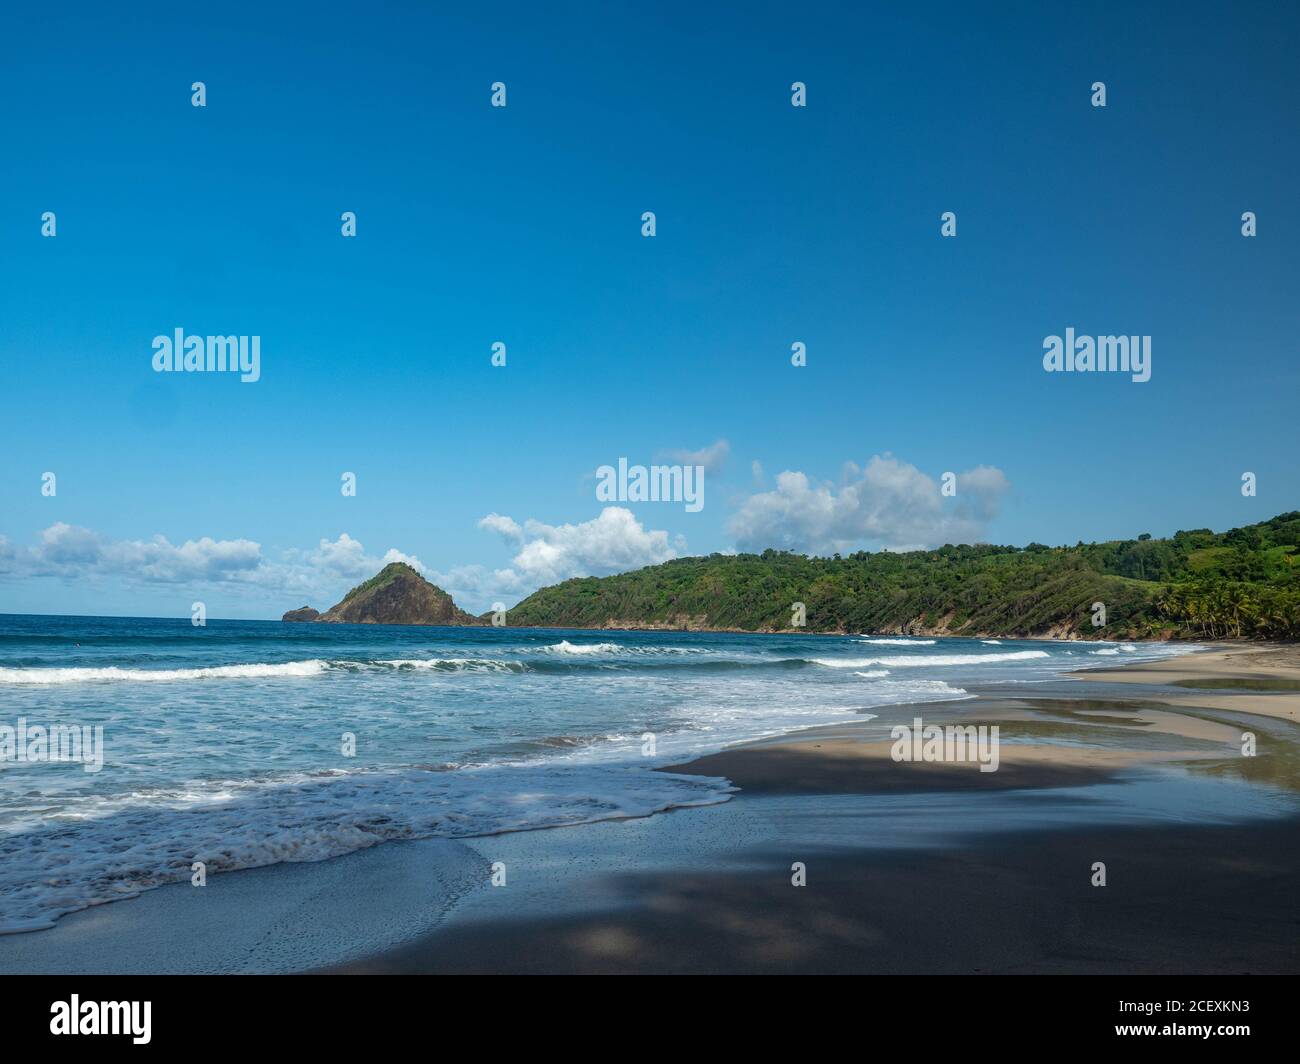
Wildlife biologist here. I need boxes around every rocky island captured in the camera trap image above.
[282,562,484,626]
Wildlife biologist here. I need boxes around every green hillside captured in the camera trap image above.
[503,513,1300,640]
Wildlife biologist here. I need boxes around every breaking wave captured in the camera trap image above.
[539,640,622,655]
[0,658,527,684]
[811,650,1050,669]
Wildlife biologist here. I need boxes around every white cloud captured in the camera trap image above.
[302,532,371,578]
[0,522,596,615]
[5,526,445,603]
[381,547,430,572]
[27,523,263,582]
[481,506,680,589]
[727,455,1010,554]
[660,438,730,472]
[0,456,1009,618]
[37,523,104,565]
[477,513,524,541]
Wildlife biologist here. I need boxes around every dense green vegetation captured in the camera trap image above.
[504,513,1300,640]
[335,561,417,605]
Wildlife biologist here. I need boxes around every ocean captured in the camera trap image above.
[0,614,1195,933]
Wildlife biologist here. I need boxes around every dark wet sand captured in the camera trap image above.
[333,816,1299,974]
[661,715,1228,796]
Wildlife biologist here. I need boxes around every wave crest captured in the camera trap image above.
[0,660,332,684]
[812,650,1050,669]
[540,640,622,655]
[0,658,527,684]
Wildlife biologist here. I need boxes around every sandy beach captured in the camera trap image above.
[2,641,1295,975]
[1070,643,1300,722]
[326,643,1300,974]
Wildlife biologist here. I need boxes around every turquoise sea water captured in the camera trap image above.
[0,614,1193,932]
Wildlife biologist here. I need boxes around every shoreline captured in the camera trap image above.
[3,640,1296,974]
[1067,642,1300,722]
[661,643,1298,796]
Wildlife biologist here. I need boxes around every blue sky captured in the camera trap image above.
[2,1,1297,618]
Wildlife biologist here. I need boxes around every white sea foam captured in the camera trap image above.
[373,658,524,673]
[982,639,1002,645]
[888,679,968,697]
[852,670,891,678]
[860,678,970,702]
[541,640,622,655]
[1091,648,1120,656]
[521,642,713,657]
[0,657,532,684]
[0,763,735,933]
[855,638,937,646]
[812,650,1050,669]
[0,660,333,684]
